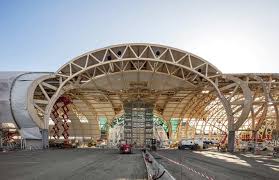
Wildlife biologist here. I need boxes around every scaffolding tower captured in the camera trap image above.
[124,101,153,147]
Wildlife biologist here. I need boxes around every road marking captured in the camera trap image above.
[3,162,40,164]
[154,152,215,180]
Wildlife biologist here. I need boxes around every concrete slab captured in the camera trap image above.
[151,149,279,180]
[0,148,147,180]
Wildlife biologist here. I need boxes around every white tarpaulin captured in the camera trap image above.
[11,72,50,128]
[0,72,51,140]
[19,127,42,139]
[0,72,24,124]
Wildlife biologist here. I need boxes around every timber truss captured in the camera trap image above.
[27,43,279,149]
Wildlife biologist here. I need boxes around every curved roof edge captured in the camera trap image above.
[56,43,222,75]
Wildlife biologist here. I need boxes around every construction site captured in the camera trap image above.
[0,43,279,180]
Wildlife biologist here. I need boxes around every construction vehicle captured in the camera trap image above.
[119,139,132,154]
[170,142,178,148]
[87,139,97,147]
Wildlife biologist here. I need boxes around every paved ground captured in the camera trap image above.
[0,148,147,180]
[151,149,279,180]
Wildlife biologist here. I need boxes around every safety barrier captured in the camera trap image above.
[142,150,175,180]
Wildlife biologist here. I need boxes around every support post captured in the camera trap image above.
[228,131,235,153]
[252,130,257,153]
[42,129,49,149]
[0,129,3,151]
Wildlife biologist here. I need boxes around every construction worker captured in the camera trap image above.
[217,143,220,151]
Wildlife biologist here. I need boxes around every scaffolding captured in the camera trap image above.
[124,101,154,147]
[51,96,72,140]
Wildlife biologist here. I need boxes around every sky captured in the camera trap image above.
[0,0,279,73]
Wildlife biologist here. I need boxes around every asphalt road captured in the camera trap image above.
[151,149,279,180]
[0,148,147,180]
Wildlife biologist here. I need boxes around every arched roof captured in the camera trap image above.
[26,43,279,150]
[56,43,221,79]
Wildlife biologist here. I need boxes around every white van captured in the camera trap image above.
[178,139,197,150]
